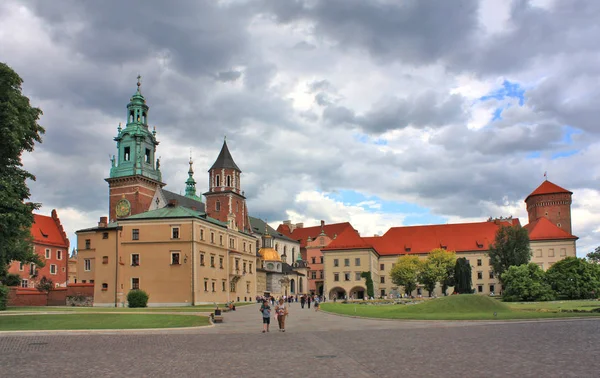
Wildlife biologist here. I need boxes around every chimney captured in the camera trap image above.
[283,220,291,225]
[168,199,178,207]
[296,223,304,229]
[320,220,325,227]
[98,217,108,228]
[51,209,58,219]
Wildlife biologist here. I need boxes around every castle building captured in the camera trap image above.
[9,210,70,288]
[309,179,577,300]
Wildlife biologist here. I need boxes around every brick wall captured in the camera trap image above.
[7,283,94,307]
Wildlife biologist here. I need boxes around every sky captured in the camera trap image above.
[1,0,599,257]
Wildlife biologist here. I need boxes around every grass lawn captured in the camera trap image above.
[320,295,600,320]
[0,313,210,331]
[5,302,253,313]
[505,300,600,312]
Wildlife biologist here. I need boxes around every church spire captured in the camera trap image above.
[184,155,202,202]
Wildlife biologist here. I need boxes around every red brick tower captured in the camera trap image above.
[204,139,250,232]
[525,179,573,234]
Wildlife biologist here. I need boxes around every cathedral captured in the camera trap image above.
[75,78,306,306]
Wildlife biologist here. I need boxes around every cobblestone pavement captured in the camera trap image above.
[1,303,599,377]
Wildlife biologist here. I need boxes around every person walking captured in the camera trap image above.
[300,295,306,309]
[275,298,288,332]
[307,295,311,309]
[260,299,271,333]
[314,295,320,312]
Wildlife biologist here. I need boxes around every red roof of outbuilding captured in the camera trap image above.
[523,217,577,241]
[525,180,572,202]
[277,222,354,247]
[323,218,521,256]
[31,211,70,248]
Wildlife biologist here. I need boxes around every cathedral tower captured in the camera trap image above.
[525,179,573,234]
[204,139,249,232]
[105,76,165,221]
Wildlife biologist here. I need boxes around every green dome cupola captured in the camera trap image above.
[185,157,203,202]
[109,76,162,182]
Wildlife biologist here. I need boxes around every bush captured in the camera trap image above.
[2,273,21,287]
[502,263,555,302]
[0,285,8,311]
[546,257,600,300]
[127,289,149,308]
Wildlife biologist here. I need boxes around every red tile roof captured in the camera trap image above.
[323,219,521,256]
[523,217,578,241]
[525,180,572,202]
[277,222,354,247]
[31,210,70,248]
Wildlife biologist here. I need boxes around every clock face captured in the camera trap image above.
[266,263,274,270]
[115,198,131,218]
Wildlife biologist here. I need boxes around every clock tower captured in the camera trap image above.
[105,76,165,221]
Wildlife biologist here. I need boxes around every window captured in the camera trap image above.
[102,283,108,291]
[219,256,224,269]
[247,283,251,293]
[50,264,57,275]
[355,258,361,266]
[102,256,108,264]
[19,262,24,271]
[320,270,324,279]
[216,175,220,187]
[200,253,205,266]
[548,248,555,257]
[230,281,236,292]
[145,148,150,163]
[381,289,386,297]
[320,256,324,263]
[319,237,325,245]
[477,272,483,280]
[84,259,91,271]
[236,202,239,212]
[275,244,278,251]
[344,273,351,281]
[311,271,317,279]
[249,263,253,273]
[243,242,246,252]
[311,257,316,264]
[536,249,542,257]
[355,272,361,281]
[235,259,239,271]
[219,235,223,245]
[222,281,226,291]
[380,263,384,270]
[560,248,566,257]
[132,254,140,266]
[380,276,385,284]
[204,280,208,292]
[229,238,235,249]
[243,262,247,273]
[200,229,204,240]
[333,259,339,267]
[124,146,131,161]
[477,259,482,266]
[489,271,494,279]
[211,232,215,243]
[29,263,36,276]
[45,249,51,259]
[171,252,180,265]
[477,285,483,293]
[21,279,28,288]
[344,259,350,267]
[212,282,216,292]
[57,250,62,260]
[334,273,339,281]
[131,278,140,290]
[216,201,221,212]
[171,227,180,239]
[102,232,109,239]
[489,284,495,294]
[211,256,215,268]
[132,229,139,240]
[226,175,231,187]
[85,239,91,249]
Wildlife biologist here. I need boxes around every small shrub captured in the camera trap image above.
[3,273,22,287]
[127,289,149,308]
[0,285,9,311]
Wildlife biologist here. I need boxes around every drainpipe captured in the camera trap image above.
[114,227,119,308]
[191,221,196,306]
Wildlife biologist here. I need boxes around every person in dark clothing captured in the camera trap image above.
[260,300,271,333]
[300,295,306,309]
[307,295,312,309]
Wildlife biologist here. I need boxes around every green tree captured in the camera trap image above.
[422,248,456,296]
[546,257,600,299]
[454,257,473,294]
[360,271,375,299]
[587,246,600,264]
[488,225,531,284]
[36,276,53,306]
[0,62,45,279]
[390,256,422,297]
[501,263,555,302]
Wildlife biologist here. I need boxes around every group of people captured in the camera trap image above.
[258,294,325,333]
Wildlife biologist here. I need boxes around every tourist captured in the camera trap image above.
[260,299,271,333]
[275,298,288,332]
[300,295,306,308]
[307,295,312,309]
[314,295,320,312]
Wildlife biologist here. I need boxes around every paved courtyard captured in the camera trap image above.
[1,303,599,377]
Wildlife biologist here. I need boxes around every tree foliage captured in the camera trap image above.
[1,273,21,287]
[488,225,532,283]
[546,257,600,300]
[390,256,422,296]
[587,246,600,264]
[0,62,45,279]
[501,263,555,302]
[0,285,8,311]
[360,271,375,299]
[454,257,473,294]
[127,289,149,308]
[418,249,456,296]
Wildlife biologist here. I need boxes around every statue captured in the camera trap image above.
[156,157,160,170]
[110,155,116,167]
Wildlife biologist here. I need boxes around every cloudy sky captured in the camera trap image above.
[2,0,599,256]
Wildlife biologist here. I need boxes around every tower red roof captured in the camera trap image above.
[277,222,354,247]
[523,217,578,241]
[525,180,572,202]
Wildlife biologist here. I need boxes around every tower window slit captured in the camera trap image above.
[227,175,231,187]
[216,175,220,187]
[124,147,131,161]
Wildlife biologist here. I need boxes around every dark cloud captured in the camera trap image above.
[215,70,242,82]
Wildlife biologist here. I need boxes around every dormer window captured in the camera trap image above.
[124,147,131,161]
